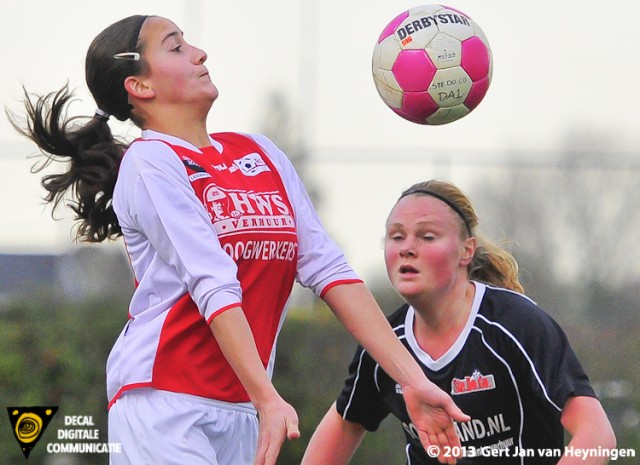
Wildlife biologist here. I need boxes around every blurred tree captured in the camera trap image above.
[274,305,406,465]
[0,295,128,465]
[473,131,640,293]
[0,244,133,464]
[56,247,134,302]
[465,132,640,458]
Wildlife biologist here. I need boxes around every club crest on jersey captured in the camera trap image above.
[451,370,496,395]
[231,153,270,176]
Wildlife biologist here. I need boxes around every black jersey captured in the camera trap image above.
[336,282,596,464]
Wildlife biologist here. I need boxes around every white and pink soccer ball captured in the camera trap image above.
[372,5,492,125]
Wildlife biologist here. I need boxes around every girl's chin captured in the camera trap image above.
[393,284,422,300]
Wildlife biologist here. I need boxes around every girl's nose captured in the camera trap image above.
[399,244,416,258]
[194,47,207,64]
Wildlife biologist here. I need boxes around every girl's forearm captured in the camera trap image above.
[322,282,428,388]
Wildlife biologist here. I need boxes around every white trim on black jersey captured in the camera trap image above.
[336,281,596,464]
[471,325,526,461]
[342,350,367,417]
[404,443,412,464]
[403,283,485,371]
[475,314,563,413]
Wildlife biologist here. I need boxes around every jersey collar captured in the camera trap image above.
[141,129,224,154]
[404,281,486,371]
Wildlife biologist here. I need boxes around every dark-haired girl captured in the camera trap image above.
[10,15,469,465]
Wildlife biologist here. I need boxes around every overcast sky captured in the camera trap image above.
[2,0,639,276]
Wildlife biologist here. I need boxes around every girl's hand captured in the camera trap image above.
[254,396,300,465]
[402,382,470,465]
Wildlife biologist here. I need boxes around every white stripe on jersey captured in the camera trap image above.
[374,363,382,392]
[342,350,367,419]
[484,283,537,305]
[372,324,406,393]
[404,442,413,464]
[476,313,563,412]
[472,326,525,464]
[374,329,407,393]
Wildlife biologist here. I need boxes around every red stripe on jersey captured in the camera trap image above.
[319,279,364,298]
[207,302,242,325]
[108,382,154,410]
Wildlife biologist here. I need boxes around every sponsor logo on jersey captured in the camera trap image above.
[213,163,229,171]
[222,240,297,262]
[188,172,212,182]
[202,184,294,236]
[454,413,512,443]
[395,384,403,395]
[451,370,496,395]
[230,152,271,176]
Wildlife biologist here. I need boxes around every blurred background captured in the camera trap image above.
[1,0,638,464]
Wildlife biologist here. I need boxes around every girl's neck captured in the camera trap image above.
[143,106,211,148]
[409,281,475,360]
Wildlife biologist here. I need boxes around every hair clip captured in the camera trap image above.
[94,108,111,122]
[113,52,140,61]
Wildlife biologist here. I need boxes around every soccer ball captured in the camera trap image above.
[372,5,492,125]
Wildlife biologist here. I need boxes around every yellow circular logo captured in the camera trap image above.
[14,412,43,444]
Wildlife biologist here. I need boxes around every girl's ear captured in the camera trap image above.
[124,76,156,100]
[461,236,476,267]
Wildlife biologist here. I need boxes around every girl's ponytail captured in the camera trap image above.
[9,84,125,242]
[8,15,150,242]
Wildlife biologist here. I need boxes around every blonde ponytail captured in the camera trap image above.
[469,236,524,293]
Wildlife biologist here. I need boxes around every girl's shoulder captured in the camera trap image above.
[477,284,564,340]
[121,138,186,173]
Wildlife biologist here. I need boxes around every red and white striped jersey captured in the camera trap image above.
[108,130,361,408]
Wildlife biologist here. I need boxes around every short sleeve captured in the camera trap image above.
[522,310,596,409]
[487,292,597,412]
[246,134,362,295]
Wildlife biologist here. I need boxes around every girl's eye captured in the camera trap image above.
[172,45,182,52]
